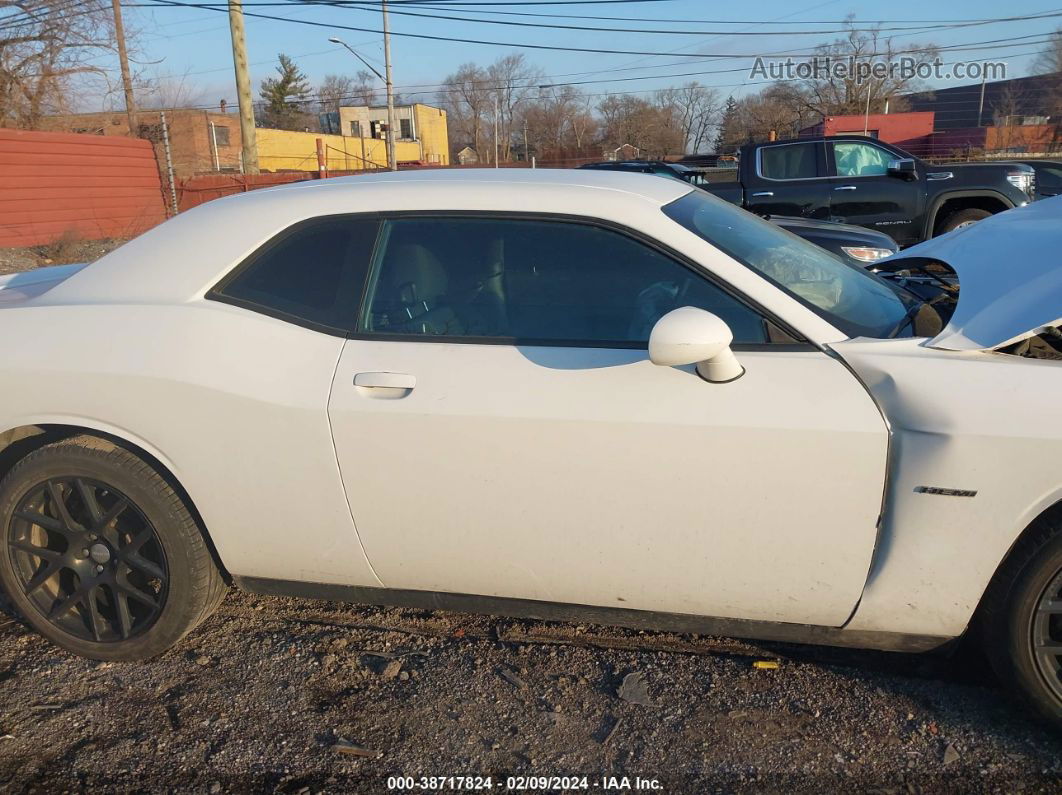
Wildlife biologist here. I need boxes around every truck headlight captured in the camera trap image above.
[1006,170,1036,198]
[841,246,895,263]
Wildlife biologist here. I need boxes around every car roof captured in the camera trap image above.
[39,168,696,306]
[278,167,692,204]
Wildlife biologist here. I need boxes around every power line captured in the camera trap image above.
[91,44,1057,112]
[358,2,1062,26]
[130,0,1062,36]
[127,0,1062,60]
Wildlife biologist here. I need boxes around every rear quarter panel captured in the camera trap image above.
[0,301,382,587]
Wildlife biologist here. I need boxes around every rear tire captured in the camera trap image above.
[937,207,991,235]
[980,509,1062,727]
[0,435,226,661]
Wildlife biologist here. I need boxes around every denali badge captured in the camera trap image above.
[915,486,978,497]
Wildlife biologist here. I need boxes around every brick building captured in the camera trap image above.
[798,112,936,150]
[40,109,241,178]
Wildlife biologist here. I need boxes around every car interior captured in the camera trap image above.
[361,217,769,343]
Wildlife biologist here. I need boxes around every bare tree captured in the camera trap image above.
[655,82,721,153]
[1033,27,1062,149]
[1034,27,1062,75]
[135,71,208,110]
[486,54,542,162]
[597,94,683,158]
[437,62,490,160]
[792,16,938,118]
[0,0,119,127]
[521,84,597,161]
[317,74,356,115]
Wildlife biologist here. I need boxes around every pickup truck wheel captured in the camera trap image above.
[937,208,991,235]
[0,436,227,661]
[980,513,1062,727]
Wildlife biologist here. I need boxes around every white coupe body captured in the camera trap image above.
[0,169,1059,653]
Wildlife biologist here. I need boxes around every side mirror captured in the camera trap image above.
[887,158,916,179]
[648,307,745,383]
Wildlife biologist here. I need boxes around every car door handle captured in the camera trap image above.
[834,185,857,191]
[751,191,774,197]
[354,372,416,390]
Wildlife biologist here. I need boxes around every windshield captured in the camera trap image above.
[663,190,922,339]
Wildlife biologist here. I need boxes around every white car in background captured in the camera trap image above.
[0,171,1060,724]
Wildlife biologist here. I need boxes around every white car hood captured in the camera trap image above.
[886,196,1062,351]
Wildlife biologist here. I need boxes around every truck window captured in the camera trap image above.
[759,143,819,180]
[834,142,893,177]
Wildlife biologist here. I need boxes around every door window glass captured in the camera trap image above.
[759,143,820,180]
[359,217,771,344]
[834,142,893,177]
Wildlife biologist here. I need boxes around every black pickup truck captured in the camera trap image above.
[579,159,900,265]
[699,136,1036,246]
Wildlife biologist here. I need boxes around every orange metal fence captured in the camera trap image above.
[0,128,168,248]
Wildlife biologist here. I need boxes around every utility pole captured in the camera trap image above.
[977,72,987,127]
[110,0,137,136]
[382,0,397,171]
[494,94,499,167]
[863,79,873,136]
[228,0,259,174]
[523,117,528,164]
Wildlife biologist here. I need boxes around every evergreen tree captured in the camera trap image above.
[713,95,739,154]
[259,54,313,130]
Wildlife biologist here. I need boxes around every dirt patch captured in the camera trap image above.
[0,238,126,276]
[1,590,1060,792]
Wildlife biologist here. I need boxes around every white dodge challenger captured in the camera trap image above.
[0,170,1059,722]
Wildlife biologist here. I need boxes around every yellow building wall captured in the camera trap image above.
[256,128,421,172]
[413,104,449,165]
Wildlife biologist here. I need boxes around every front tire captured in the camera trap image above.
[937,207,991,235]
[0,435,226,660]
[981,509,1062,727]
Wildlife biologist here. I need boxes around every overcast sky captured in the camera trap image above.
[120,0,1059,111]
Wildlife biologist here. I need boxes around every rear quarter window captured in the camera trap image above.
[210,216,380,334]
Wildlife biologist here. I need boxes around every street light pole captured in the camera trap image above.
[382,0,397,171]
[328,36,392,169]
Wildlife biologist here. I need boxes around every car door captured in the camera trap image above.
[827,140,924,246]
[745,141,831,219]
[326,214,888,627]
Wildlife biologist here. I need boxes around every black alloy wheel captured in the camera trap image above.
[0,435,227,660]
[7,476,169,642]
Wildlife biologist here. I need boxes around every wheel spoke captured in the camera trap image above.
[115,582,160,609]
[114,588,133,640]
[1039,600,1062,614]
[22,563,59,595]
[48,581,93,622]
[126,528,153,555]
[13,510,67,535]
[75,478,102,526]
[84,586,105,642]
[123,551,166,582]
[9,539,62,561]
[96,497,129,532]
[46,481,82,532]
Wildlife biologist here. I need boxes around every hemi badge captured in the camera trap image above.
[915,486,978,498]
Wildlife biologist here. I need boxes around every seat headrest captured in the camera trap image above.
[384,243,448,303]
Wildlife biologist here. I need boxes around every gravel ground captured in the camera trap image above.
[0,589,1060,793]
